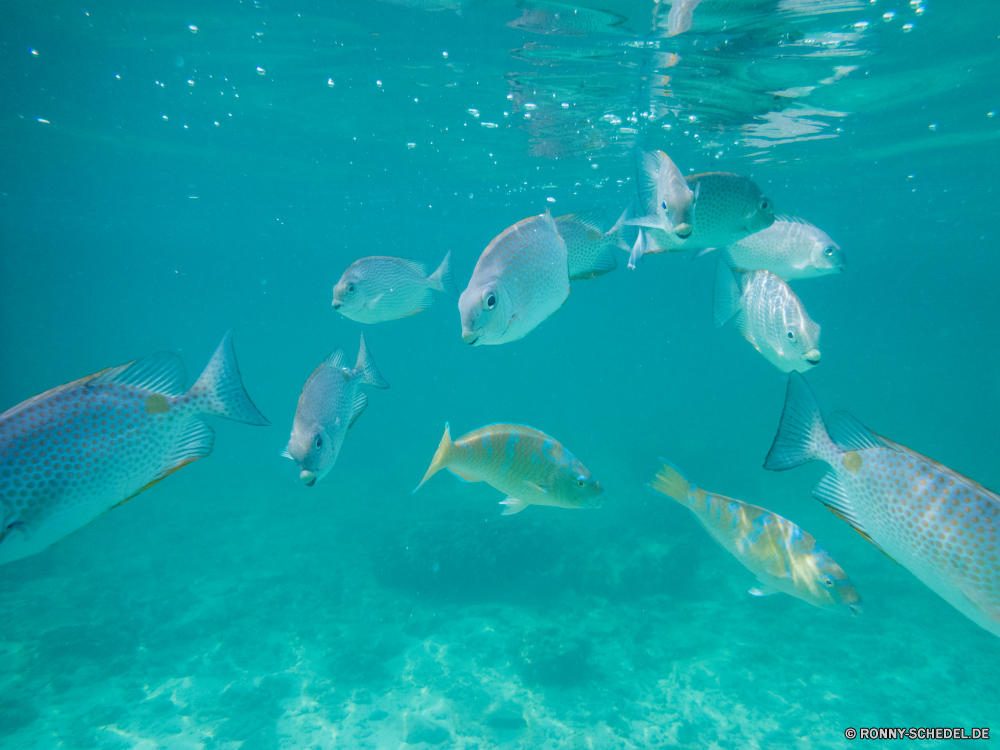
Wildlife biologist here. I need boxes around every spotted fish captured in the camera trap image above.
[413,423,604,514]
[765,372,1000,637]
[459,211,569,346]
[708,216,845,282]
[714,263,821,372]
[0,331,270,565]
[332,253,459,324]
[650,458,860,614]
[284,333,389,487]
[628,151,775,267]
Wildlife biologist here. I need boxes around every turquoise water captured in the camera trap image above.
[2,0,1000,747]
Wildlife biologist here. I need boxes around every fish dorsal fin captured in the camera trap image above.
[398,258,427,277]
[827,411,889,452]
[91,351,187,396]
[774,214,816,228]
[556,211,606,234]
[635,148,665,216]
[348,390,368,430]
[327,348,350,370]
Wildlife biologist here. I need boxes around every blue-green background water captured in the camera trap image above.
[2,0,1000,747]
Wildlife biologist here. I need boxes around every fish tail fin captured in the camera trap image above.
[500,497,529,515]
[353,333,390,389]
[428,251,459,301]
[188,329,270,426]
[413,423,453,493]
[648,458,695,504]
[712,256,742,328]
[763,372,832,471]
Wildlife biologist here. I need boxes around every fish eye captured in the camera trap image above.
[576,479,586,487]
[347,283,356,294]
[822,575,834,587]
[758,198,771,211]
[787,331,795,341]
[483,290,497,310]
[315,435,323,448]
[661,200,667,210]
[824,247,834,256]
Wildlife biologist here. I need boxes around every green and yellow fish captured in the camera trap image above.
[650,458,861,614]
[414,423,605,514]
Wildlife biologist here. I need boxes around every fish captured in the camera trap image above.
[764,372,1000,637]
[0,330,270,565]
[705,216,845,282]
[284,334,389,487]
[413,423,604,515]
[555,205,636,281]
[332,253,459,324]
[649,458,861,614]
[713,262,821,372]
[459,211,569,346]
[627,149,775,266]
[506,3,627,36]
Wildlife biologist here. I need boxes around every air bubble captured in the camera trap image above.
[524,102,537,110]
[442,51,448,58]
[902,22,914,30]
[188,24,198,33]
[561,102,569,109]
[546,197,555,203]
[256,66,265,75]
[928,123,937,130]
[467,108,480,117]
[328,78,334,87]
[882,10,895,19]
[406,142,416,149]
[481,122,497,128]
[376,79,382,87]
[187,79,195,86]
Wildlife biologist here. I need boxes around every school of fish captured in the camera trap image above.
[3,135,998,644]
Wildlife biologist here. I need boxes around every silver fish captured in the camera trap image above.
[459,211,569,346]
[766,372,1000,637]
[711,216,845,282]
[284,334,389,486]
[714,263,821,372]
[0,331,269,565]
[650,458,861,614]
[414,422,605,515]
[332,253,458,324]
[628,149,775,267]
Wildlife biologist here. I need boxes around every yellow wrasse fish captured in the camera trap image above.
[650,459,861,614]
[0,331,270,565]
[413,423,604,514]
[765,372,1000,637]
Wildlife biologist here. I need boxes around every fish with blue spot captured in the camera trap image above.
[413,423,605,514]
[650,458,861,614]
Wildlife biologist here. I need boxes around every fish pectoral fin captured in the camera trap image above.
[749,583,780,597]
[500,497,529,515]
[280,447,293,460]
[117,419,217,507]
[523,480,548,494]
[447,467,482,483]
[365,293,384,309]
